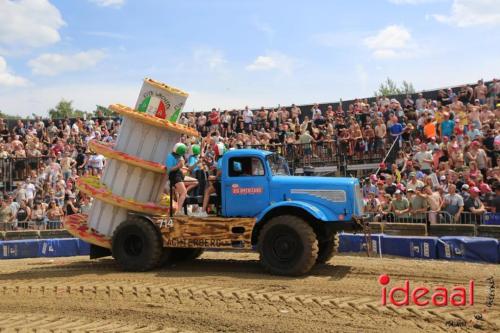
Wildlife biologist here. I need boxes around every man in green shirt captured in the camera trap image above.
[390,190,410,222]
[411,185,429,223]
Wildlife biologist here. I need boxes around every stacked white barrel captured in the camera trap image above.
[87,78,189,237]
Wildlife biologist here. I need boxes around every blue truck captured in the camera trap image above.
[109,149,365,276]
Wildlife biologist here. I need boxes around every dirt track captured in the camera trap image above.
[0,252,497,333]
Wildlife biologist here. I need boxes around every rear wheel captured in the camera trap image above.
[112,216,162,271]
[170,248,204,262]
[258,215,318,276]
[316,233,338,264]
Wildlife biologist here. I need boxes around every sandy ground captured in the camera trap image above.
[0,252,497,333]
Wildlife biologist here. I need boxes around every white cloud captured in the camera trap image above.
[89,0,124,8]
[364,25,416,59]
[252,17,275,43]
[0,57,29,87]
[246,52,295,75]
[0,0,65,52]
[192,47,226,70]
[28,50,106,76]
[433,0,500,27]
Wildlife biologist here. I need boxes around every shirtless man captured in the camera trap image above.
[474,80,488,105]
[374,118,387,154]
[468,104,481,130]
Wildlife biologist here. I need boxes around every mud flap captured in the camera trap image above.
[90,244,112,259]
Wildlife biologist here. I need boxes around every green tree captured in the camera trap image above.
[48,99,89,119]
[95,105,117,117]
[0,110,21,119]
[374,77,416,96]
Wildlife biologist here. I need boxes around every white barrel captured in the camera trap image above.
[88,200,128,236]
[114,116,180,164]
[134,78,188,123]
[101,159,166,203]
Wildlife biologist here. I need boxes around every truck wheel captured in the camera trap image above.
[112,217,162,271]
[316,233,339,264]
[258,215,318,276]
[170,248,204,262]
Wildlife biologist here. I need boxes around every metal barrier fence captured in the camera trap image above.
[0,220,63,231]
[0,156,49,192]
[364,211,486,225]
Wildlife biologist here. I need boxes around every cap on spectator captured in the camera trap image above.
[379,162,386,168]
[409,172,416,177]
[440,175,446,181]
[377,180,384,185]
[370,174,378,181]
[470,187,481,194]
[496,103,500,108]
[396,183,406,191]
[475,99,480,103]
[479,183,492,193]
[461,184,470,191]
[416,184,424,191]
[452,143,459,149]
[407,188,415,192]
[395,190,402,195]
[471,141,480,146]
[443,112,450,117]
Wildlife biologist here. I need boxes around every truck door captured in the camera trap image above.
[223,156,269,217]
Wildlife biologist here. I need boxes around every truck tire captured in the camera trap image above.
[111,217,162,271]
[258,215,318,276]
[316,233,339,264]
[170,248,204,262]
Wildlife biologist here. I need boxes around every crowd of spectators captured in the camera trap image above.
[0,77,498,229]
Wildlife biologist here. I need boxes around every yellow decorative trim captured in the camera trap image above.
[64,214,111,249]
[77,176,171,215]
[143,78,189,97]
[109,103,199,137]
[89,140,166,174]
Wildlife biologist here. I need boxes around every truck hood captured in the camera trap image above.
[269,176,362,217]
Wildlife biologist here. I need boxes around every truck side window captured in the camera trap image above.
[229,157,265,177]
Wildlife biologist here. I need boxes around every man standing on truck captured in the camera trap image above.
[198,142,225,217]
[166,143,198,216]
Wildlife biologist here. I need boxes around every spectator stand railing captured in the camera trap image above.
[0,156,49,192]
[364,211,488,225]
[0,220,63,231]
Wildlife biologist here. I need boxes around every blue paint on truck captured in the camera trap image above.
[218,149,364,223]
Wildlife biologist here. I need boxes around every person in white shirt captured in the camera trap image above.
[25,180,36,207]
[243,106,253,132]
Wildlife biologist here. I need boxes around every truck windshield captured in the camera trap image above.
[267,154,290,176]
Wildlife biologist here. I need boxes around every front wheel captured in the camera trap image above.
[258,215,318,276]
[316,233,338,264]
[112,216,163,271]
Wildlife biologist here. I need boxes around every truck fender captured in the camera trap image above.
[255,201,329,224]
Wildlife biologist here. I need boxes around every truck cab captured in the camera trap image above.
[219,149,364,224]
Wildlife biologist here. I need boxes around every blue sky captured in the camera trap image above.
[0,0,499,116]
